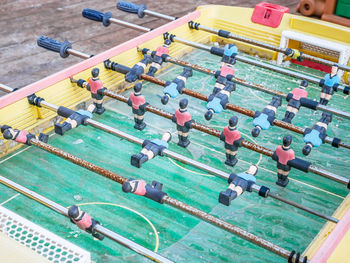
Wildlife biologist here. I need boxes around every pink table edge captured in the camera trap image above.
[0,9,201,109]
[310,207,350,263]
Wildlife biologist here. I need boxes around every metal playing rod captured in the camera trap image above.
[116,1,350,73]
[0,83,15,93]
[0,122,306,263]
[36,37,350,151]
[68,79,338,223]
[0,173,171,263]
[80,8,350,96]
[139,48,350,120]
[35,37,350,185]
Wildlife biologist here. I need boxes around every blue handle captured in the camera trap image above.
[37,36,72,58]
[116,1,146,18]
[82,8,104,22]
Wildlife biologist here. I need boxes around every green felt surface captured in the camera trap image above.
[0,49,349,263]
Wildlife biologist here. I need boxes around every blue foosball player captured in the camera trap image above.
[319,64,340,105]
[303,112,333,156]
[55,110,92,136]
[131,132,172,168]
[219,165,258,206]
[220,116,243,167]
[125,55,152,83]
[221,43,238,66]
[172,99,193,147]
[161,67,193,105]
[147,40,171,76]
[68,205,104,241]
[205,81,235,121]
[251,96,282,137]
[127,83,148,130]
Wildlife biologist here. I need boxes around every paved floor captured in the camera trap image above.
[0,0,298,94]
[0,0,298,93]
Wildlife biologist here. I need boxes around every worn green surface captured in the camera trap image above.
[0,49,349,263]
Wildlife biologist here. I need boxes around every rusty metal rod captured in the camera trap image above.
[139,48,350,120]
[20,137,304,262]
[101,86,349,186]
[138,74,350,150]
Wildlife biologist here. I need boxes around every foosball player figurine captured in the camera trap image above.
[131,132,172,168]
[220,116,243,167]
[205,81,235,121]
[147,40,171,77]
[68,205,104,241]
[251,96,282,137]
[303,112,334,156]
[172,99,193,147]
[86,68,106,115]
[54,110,92,135]
[161,67,193,105]
[127,83,148,130]
[122,179,167,204]
[282,80,308,123]
[125,55,152,83]
[220,43,238,67]
[319,64,340,105]
[212,61,235,95]
[272,135,295,187]
[219,165,258,206]
[1,125,49,145]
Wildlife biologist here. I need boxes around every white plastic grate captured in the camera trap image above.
[0,206,90,263]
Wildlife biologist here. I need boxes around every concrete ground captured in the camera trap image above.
[0,0,298,93]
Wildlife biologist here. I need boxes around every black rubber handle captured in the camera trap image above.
[116,1,146,18]
[37,36,72,58]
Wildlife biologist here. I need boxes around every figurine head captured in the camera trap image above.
[91,68,99,78]
[331,64,339,76]
[300,80,308,89]
[161,132,172,143]
[247,165,258,176]
[134,83,142,93]
[282,135,292,147]
[122,179,137,193]
[179,98,188,110]
[228,116,238,127]
[68,205,82,219]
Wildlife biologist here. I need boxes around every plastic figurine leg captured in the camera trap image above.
[225,153,238,167]
[94,103,105,115]
[134,117,146,131]
[178,135,190,148]
[276,173,289,187]
[219,189,238,206]
[54,122,72,136]
[131,153,149,168]
[38,133,49,143]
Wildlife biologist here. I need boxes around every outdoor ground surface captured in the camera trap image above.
[0,48,349,262]
[0,0,299,94]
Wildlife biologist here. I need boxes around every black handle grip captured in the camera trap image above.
[116,1,146,18]
[37,36,72,58]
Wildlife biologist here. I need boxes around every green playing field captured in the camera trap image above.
[0,49,349,262]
